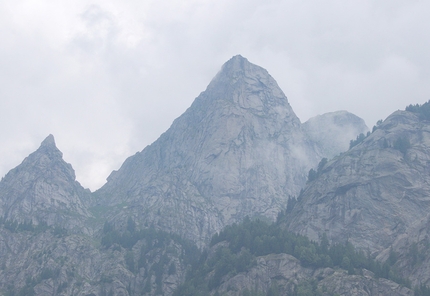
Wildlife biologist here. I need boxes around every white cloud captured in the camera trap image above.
[1,0,430,190]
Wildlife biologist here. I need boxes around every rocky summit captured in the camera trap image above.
[286,109,430,286]
[95,55,367,246]
[0,134,92,232]
[0,55,383,296]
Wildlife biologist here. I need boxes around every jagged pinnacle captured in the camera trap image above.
[224,54,248,68]
[36,134,63,159]
[40,134,56,148]
[218,55,254,78]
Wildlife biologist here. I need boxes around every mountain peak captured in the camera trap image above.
[0,134,91,226]
[98,56,314,244]
[216,55,260,81]
[223,54,248,69]
[204,55,298,123]
[40,134,56,148]
[231,54,246,60]
[36,134,62,159]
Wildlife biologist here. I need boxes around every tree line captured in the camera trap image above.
[174,217,411,295]
[406,100,430,120]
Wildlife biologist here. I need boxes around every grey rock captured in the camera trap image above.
[0,56,371,295]
[96,55,366,246]
[0,227,190,296]
[214,253,412,296]
[287,109,430,284]
[0,135,92,231]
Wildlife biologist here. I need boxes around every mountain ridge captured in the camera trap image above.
[0,134,92,231]
[94,55,367,246]
[285,108,430,286]
[0,55,384,296]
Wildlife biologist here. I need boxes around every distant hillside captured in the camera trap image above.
[286,104,430,287]
[175,217,412,296]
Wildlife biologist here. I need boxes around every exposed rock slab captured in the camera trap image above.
[287,110,430,284]
[0,135,92,231]
[215,253,412,296]
[0,226,190,296]
[96,55,366,246]
[0,56,372,295]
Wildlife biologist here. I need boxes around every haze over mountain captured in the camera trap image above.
[95,55,367,246]
[3,0,430,197]
[286,108,430,286]
[303,110,368,159]
[9,55,427,296]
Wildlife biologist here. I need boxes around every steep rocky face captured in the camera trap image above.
[392,216,430,287]
[303,110,368,159]
[96,55,366,246]
[0,55,374,295]
[214,254,412,296]
[0,225,193,296]
[0,135,92,230]
[96,55,313,245]
[286,110,430,267]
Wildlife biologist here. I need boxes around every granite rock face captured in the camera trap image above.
[286,110,430,284]
[0,137,194,296]
[0,227,190,296]
[0,135,92,231]
[214,253,412,296]
[95,55,366,246]
[0,56,372,295]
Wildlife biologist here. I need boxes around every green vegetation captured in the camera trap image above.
[0,217,69,238]
[415,283,430,296]
[0,217,49,234]
[89,204,112,219]
[406,100,430,120]
[4,266,61,296]
[101,218,200,294]
[349,132,371,149]
[285,196,297,214]
[101,219,198,260]
[125,250,135,273]
[241,289,265,296]
[372,119,383,132]
[393,136,411,154]
[174,217,410,295]
[307,158,327,183]
[295,279,323,296]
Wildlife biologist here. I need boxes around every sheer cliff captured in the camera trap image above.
[0,135,92,231]
[0,56,373,295]
[286,109,430,286]
[95,55,366,246]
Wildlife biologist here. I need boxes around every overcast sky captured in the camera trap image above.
[1,0,429,190]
